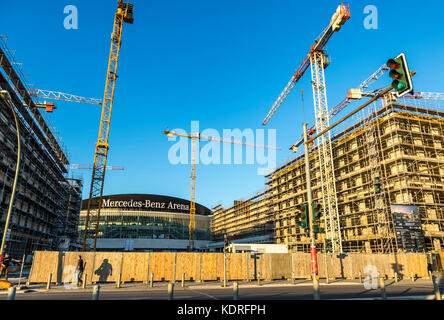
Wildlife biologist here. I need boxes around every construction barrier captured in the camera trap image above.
[28,251,436,284]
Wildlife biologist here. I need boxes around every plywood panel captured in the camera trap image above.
[291,253,310,278]
[270,254,291,280]
[150,252,176,281]
[90,252,122,283]
[406,254,427,277]
[226,253,244,280]
[201,253,223,281]
[61,252,95,284]
[175,253,200,281]
[29,251,59,283]
[122,252,149,282]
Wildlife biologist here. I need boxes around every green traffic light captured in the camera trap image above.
[387,54,413,97]
[392,80,406,91]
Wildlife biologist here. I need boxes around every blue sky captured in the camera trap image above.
[1,0,443,209]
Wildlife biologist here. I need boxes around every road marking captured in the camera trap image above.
[187,289,219,300]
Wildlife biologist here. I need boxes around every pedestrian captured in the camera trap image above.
[76,255,84,286]
[0,253,21,280]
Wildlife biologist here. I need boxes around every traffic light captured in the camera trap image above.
[311,202,324,233]
[325,239,332,253]
[297,204,309,231]
[387,53,413,98]
[223,237,229,253]
[374,177,381,194]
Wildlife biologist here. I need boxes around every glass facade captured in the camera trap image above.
[79,208,211,241]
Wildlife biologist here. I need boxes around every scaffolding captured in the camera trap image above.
[0,36,81,257]
[210,188,274,243]
[212,92,444,254]
[267,94,444,253]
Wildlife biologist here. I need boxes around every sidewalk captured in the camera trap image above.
[0,277,438,294]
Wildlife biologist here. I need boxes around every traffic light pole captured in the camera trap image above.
[303,122,320,300]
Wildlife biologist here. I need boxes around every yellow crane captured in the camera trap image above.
[163,129,281,251]
[82,0,134,251]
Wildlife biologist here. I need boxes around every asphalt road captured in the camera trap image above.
[3,278,443,300]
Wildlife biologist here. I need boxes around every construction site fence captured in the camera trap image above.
[28,251,444,284]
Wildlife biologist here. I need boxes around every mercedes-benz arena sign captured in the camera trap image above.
[82,194,211,216]
[79,194,212,251]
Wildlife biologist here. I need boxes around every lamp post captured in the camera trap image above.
[303,122,320,300]
[0,90,21,254]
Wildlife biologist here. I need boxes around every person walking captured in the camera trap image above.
[0,253,21,280]
[76,255,84,286]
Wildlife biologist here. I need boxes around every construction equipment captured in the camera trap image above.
[82,0,134,252]
[163,129,281,251]
[262,4,350,253]
[29,88,102,105]
[66,164,124,170]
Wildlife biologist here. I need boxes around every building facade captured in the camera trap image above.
[210,189,274,246]
[79,194,212,251]
[211,96,444,254]
[0,43,83,257]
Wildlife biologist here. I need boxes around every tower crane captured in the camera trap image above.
[262,4,350,254]
[65,164,124,170]
[29,88,102,107]
[82,0,134,251]
[163,129,281,251]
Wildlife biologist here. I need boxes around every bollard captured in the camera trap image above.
[291,272,295,285]
[168,282,174,300]
[92,285,100,300]
[432,275,442,301]
[46,273,52,290]
[7,287,16,300]
[394,272,398,283]
[257,273,261,286]
[233,282,239,300]
[150,273,154,288]
[182,273,185,288]
[359,272,362,284]
[379,277,387,300]
[428,270,432,280]
[116,272,122,288]
[411,272,415,282]
[82,273,87,289]
[313,275,320,300]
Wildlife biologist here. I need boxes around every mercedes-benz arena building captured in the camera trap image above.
[79,194,211,251]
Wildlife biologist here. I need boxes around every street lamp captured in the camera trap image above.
[302,122,320,300]
[0,90,21,255]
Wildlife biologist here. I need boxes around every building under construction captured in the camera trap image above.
[210,189,274,244]
[0,37,83,257]
[211,94,444,254]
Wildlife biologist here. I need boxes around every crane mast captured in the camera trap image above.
[263,4,350,253]
[82,0,134,251]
